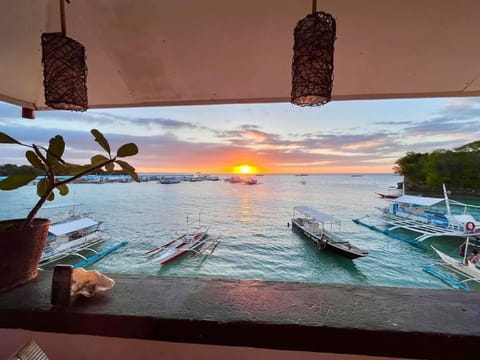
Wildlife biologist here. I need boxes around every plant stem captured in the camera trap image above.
[22,158,115,229]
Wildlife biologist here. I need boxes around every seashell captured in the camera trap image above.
[71,267,115,297]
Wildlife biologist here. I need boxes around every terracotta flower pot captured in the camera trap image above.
[0,218,50,293]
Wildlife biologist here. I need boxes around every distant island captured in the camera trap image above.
[0,163,129,177]
[394,140,480,197]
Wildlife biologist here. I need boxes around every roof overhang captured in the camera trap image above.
[0,0,479,111]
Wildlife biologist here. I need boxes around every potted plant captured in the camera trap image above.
[0,129,140,293]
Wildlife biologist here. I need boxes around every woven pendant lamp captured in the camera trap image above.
[41,0,88,111]
[291,1,336,107]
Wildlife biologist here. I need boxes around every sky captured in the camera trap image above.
[1,97,479,174]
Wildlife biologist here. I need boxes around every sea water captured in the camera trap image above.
[0,174,472,290]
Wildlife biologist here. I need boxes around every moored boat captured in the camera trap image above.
[158,176,182,184]
[39,203,127,268]
[375,192,400,199]
[146,225,209,265]
[224,176,242,183]
[354,184,480,243]
[189,172,205,182]
[41,217,104,266]
[291,206,368,260]
[242,177,258,185]
[205,175,220,181]
[375,180,403,199]
[423,239,480,290]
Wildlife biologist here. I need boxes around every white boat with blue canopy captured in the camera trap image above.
[292,206,368,260]
[353,184,480,243]
[41,217,104,265]
[39,203,127,268]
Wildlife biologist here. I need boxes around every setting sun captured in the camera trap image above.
[233,164,258,174]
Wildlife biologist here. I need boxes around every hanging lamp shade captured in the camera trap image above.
[40,1,87,111]
[41,32,88,111]
[291,11,336,107]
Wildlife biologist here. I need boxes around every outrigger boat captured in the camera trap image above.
[146,219,221,265]
[39,203,127,268]
[353,184,480,243]
[291,206,368,260]
[375,181,403,199]
[375,192,399,199]
[242,176,258,185]
[423,238,480,290]
[224,176,242,183]
[158,176,182,184]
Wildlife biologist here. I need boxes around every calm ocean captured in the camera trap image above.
[0,173,473,290]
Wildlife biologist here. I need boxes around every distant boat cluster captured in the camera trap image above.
[224,176,258,185]
[30,174,136,185]
[69,174,221,184]
[157,174,220,184]
[73,175,133,183]
[158,174,259,185]
[23,173,263,185]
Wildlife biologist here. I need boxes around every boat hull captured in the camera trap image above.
[41,230,104,265]
[292,220,367,259]
[151,226,209,265]
[431,246,480,280]
[376,192,399,199]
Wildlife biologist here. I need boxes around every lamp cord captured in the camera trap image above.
[312,0,317,14]
[60,0,71,35]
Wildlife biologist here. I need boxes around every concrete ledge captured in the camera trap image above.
[0,272,479,359]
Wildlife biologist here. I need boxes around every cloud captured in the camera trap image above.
[374,121,413,126]
[213,124,401,158]
[402,97,480,139]
[41,110,202,131]
[2,97,479,173]
[0,123,145,165]
[444,97,480,109]
[0,115,443,173]
[216,126,288,147]
[404,117,479,135]
[0,102,22,118]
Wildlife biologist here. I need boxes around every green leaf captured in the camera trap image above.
[57,183,69,196]
[37,178,51,198]
[105,162,114,172]
[46,135,65,164]
[47,192,55,201]
[26,150,44,171]
[117,143,138,157]
[0,132,20,144]
[91,154,109,167]
[0,173,38,190]
[58,164,87,176]
[116,160,141,182]
[91,129,111,154]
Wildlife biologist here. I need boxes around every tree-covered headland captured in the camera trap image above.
[0,164,43,176]
[0,164,126,177]
[393,140,480,196]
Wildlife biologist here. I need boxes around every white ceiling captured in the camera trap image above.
[0,0,479,110]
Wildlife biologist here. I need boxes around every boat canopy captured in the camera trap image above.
[394,195,444,207]
[448,214,477,223]
[49,218,99,236]
[294,206,337,223]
